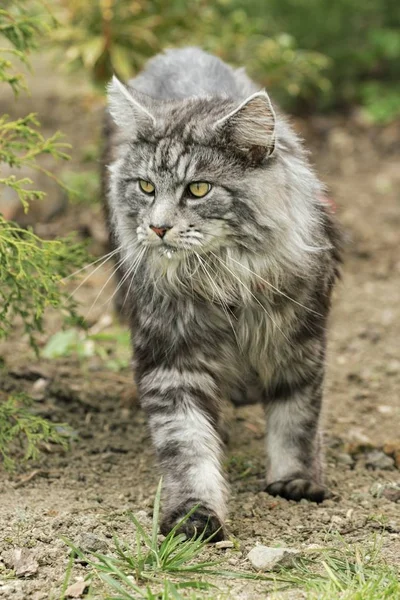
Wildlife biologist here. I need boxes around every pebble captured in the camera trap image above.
[77,532,109,554]
[65,579,89,598]
[318,511,331,524]
[336,452,354,466]
[383,488,400,503]
[371,482,400,502]
[215,540,234,549]
[365,450,395,471]
[330,515,345,528]
[135,510,153,527]
[247,545,299,571]
[11,548,39,577]
[31,377,49,400]
[385,360,400,375]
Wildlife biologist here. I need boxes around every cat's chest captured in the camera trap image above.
[234,299,297,371]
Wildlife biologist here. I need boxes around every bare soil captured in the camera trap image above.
[0,61,399,599]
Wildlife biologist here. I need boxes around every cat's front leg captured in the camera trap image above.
[138,365,228,540]
[263,364,330,503]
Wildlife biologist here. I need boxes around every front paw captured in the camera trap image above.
[266,478,331,503]
[160,501,225,542]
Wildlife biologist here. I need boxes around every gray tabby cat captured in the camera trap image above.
[103,47,341,540]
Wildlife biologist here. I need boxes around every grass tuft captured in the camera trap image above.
[279,536,400,600]
[61,481,399,599]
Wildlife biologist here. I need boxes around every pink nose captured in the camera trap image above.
[150,225,171,239]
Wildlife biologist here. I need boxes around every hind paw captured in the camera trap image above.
[266,478,331,503]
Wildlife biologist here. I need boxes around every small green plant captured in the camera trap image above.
[0,2,87,469]
[0,393,72,470]
[43,326,131,371]
[50,0,329,107]
[230,0,400,118]
[0,217,86,349]
[285,537,400,600]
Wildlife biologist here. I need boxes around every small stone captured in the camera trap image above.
[65,579,89,598]
[318,511,331,524]
[77,533,109,554]
[382,442,400,469]
[336,452,354,466]
[12,548,39,577]
[305,544,324,551]
[330,515,345,528]
[371,482,400,503]
[365,450,395,471]
[215,540,234,549]
[346,428,373,448]
[383,442,400,456]
[377,405,393,415]
[31,377,49,399]
[383,488,400,503]
[135,510,152,526]
[386,360,400,375]
[247,545,299,571]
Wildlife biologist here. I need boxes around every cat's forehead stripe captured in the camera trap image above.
[151,137,193,180]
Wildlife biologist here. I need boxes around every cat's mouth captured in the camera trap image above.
[149,241,197,259]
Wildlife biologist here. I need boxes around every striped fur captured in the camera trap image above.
[103,47,342,539]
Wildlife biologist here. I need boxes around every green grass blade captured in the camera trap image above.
[129,512,153,548]
[60,549,75,599]
[99,572,140,599]
[151,478,163,552]
[173,581,217,590]
[321,559,345,591]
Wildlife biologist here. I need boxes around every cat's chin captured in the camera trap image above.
[156,245,182,260]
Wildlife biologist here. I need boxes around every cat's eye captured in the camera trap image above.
[188,182,211,198]
[139,179,155,195]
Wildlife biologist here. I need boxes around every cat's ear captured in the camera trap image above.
[214,91,276,159]
[107,75,156,132]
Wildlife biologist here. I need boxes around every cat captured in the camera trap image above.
[102,47,342,541]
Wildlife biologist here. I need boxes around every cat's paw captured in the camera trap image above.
[266,478,331,503]
[160,502,225,542]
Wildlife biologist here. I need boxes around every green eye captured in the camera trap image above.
[188,182,211,198]
[139,179,155,194]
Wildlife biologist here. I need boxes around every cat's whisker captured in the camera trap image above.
[210,251,292,346]
[105,247,146,309]
[195,252,242,351]
[227,255,323,317]
[62,246,122,282]
[85,251,133,318]
[66,246,123,300]
[121,247,148,309]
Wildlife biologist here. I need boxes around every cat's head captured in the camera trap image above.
[107,75,280,256]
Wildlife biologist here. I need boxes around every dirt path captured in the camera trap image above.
[0,66,399,599]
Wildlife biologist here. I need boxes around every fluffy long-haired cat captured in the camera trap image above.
[102,47,341,540]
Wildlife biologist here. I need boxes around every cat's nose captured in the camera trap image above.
[149,225,172,239]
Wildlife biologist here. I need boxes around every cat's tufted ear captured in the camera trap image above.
[107,75,156,132]
[214,91,276,160]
